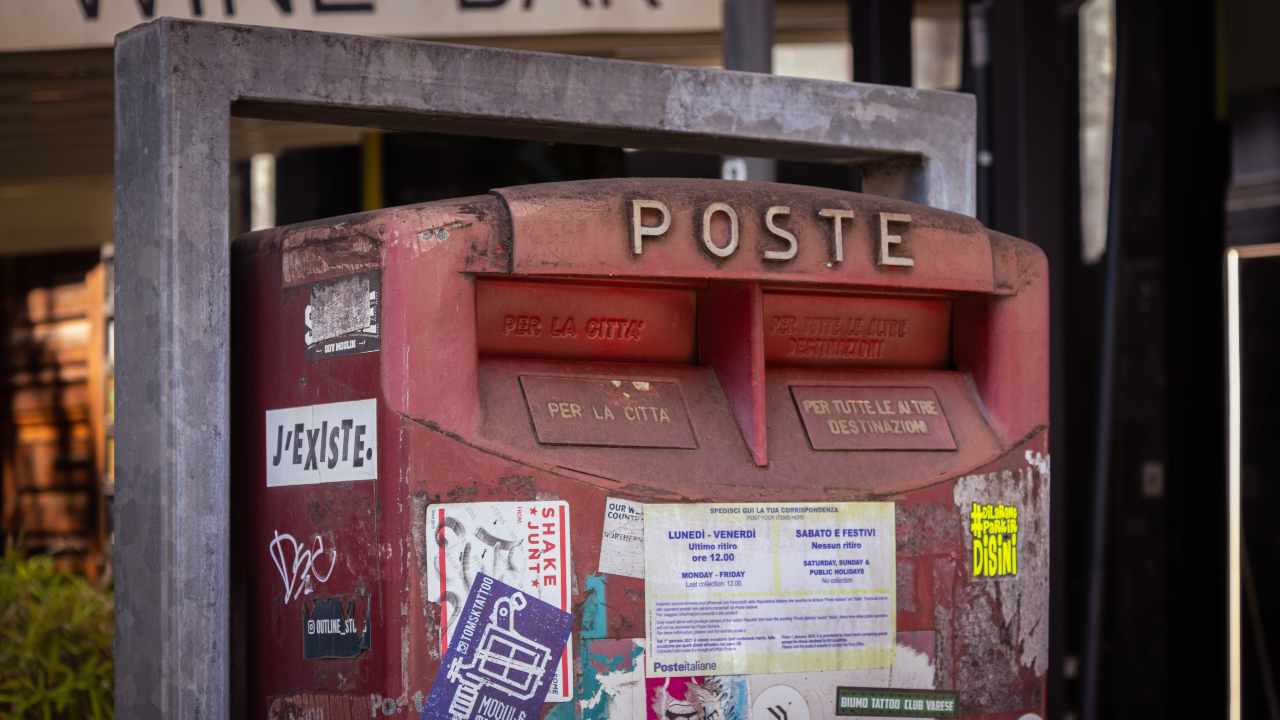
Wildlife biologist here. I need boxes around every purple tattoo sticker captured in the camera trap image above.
[424,573,573,720]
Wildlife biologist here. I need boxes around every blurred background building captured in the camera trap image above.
[0,0,1276,716]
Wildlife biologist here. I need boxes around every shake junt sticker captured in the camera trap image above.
[266,399,377,486]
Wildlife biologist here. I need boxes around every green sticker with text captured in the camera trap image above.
[835,687,959,717]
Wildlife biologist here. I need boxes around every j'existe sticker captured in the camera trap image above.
[305,271,380,359]
[427,501,574,702]
[423,573,573,720]
[265,398,377,487]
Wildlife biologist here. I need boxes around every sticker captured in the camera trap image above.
[305,271,380,359]
[423,573,573,720]
[834,688,959,717]
[644,502,895,677]
[645,675,750,720]
[752,685,809,720]
[303,595,372,659]
[954,457,1050,675]
[739,631,938,716]
[582,575,609,639]
[599,497,645,579]
[428,501,574,702]
[266,399,377,487]
[580,638,647,720]
[969,503,1018,577]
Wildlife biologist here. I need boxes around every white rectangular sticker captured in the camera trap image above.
[599,497,645,579]
[582,638,647,720]
[265,399,377,487]
[644,502,895,677]
[745,630,941,719]
[427,501,574,703]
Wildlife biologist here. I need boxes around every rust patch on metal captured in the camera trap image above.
[898,558,917,614]
[464,228,510,273]
[497,473,538,498]
[932,556,957,691]
[953,588,1025,713]
[474,191,515,274]
[456,201,494,224]
[304,497,335,527]
[268,693,370,720]
[896,500,964,556]
[410,493,439,660]
[282,229,382,287]
[617,482,685,502]
[444,484,480,502]
[412,417,466,444]
[990,230,1046,295]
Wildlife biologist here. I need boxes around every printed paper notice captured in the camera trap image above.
[644,502,895,677]
[599,497,644,579]
[427,501,574,702]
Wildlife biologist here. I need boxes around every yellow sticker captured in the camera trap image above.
[970,503,1018,577]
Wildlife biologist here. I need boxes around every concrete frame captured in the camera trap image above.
[113,18,974,717]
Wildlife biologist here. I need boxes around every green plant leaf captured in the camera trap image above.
[0,544,113,718]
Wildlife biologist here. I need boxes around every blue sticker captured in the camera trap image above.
[424,573,574,720]
[581,574,608,640]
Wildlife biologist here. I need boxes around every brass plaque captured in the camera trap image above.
[520,376,697,449]
[791,386,957,451]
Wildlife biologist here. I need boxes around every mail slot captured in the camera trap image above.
[232,179,1048,720]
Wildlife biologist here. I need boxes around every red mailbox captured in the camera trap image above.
[232,179,1048,720]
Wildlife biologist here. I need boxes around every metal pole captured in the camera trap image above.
[849,0,913,86]
[1082,1,1129,714]
[722,0,775,182]
[114,26,233,718]
[962,0,992,225]
[848,0,928,201]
